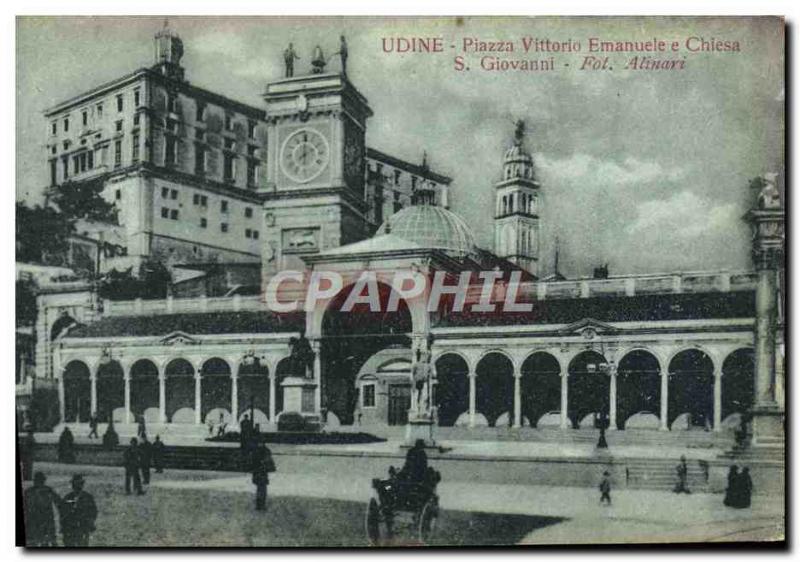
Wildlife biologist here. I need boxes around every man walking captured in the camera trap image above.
[60,474,97,547]
[87,412,99,439]
[599,470,612,506]
[137,415,147,439]
[23,471,60,547]
[123,438,144,495]
[152,435,165,474]
[673,455,691,494]
[57,426,75,463]
[251,443,276,511]
[139,435,152,485]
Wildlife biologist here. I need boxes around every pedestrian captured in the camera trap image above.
[139,435,152,485]
[240,414,251,449]
[87,412,99,439]
[673,455,691,494]
[723,465,739,507]
[737,467,753,508]
[217,412,227,437]
[23,471,60,547]
[137,415,147,439]
[59,474,97,547]
[207,415,215,437]
[599,470,612,506]
[57,426,75,464]
[123,437,144,495]
[20,430,36,481]
[251,442,276,511]
[152,435,165,473]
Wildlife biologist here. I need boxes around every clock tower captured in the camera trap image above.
[261,69,373,277]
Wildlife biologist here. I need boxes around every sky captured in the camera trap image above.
[16,16,784,277]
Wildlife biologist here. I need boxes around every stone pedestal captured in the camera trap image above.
[404,414,436,447]
[281,377,317,414]
[751,404,784,445]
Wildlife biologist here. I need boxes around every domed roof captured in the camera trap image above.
[504,142,533,163]
[376,205,477,255]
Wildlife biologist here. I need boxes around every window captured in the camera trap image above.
[167,94,177,113]
[82,111,88,126]
[362,383,376,408]
[170,189,178,200]
[63,118,69,133]
[49,159,57,186]
[165,137,176,167]
[97,103,103,118]
[194,143,205,175]
[51,121,57,135]
[221,222,229,233]
[247,161,258,187]
[220,200,228,213]
[195,129,205,141]
[245,228,252,238]
[224,113,233,131]
[224,138,235,151]
[132,132,140,162]
[116,94,123,112]
[134,88,141,107]
[115,120,123,132]
[161,187,169,198]
[394,170,401,185]
[223,153,235,182]
[193,194,199,205]
[115,189,121,201]
[133,113,140,126]
[252,230,259,240]
[170,209,179,220]
[247,119,256,139]
[161,207,169,218]
[114,140,122,168]
[393,191,402,213]
[201,196,208,206]
[245,207,253,218]
[200,218,207,228]
[196,103,205,122]
[62,156,69,179]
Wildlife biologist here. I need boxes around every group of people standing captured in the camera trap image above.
[724,465,753,509]
[123,434,165,495]
[23,472,97,547]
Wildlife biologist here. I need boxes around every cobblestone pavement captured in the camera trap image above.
[21,462,784,546]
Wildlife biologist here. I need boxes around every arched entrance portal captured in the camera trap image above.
[668,349,714,430]
[201,358,232,425]
[63,360,91,423]
[520,352,560,428]
[475,352,514,427]
[434,353,469,427]
[617,350,661,429]
[238,360,270,427]
[568,351,609,429]
[274,357,292,417]
[96,360,124,422]
[165,358,195,423]
[722,348,755,422]
[321,281,412,425]
[130,359,159,423]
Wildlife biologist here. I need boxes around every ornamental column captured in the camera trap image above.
[194,371,202,425]
[269,372,277,422]
[608,364,617,431]
[58,369,66,423]
[468,369,476,428]
[89,366,98,420]
[513,367,522,428]
[312,340,322,414]
[746,174,785,443]
[560,372,569,429]
[660,369,669,431]
[123,369,131,424]
[231,371,239,424]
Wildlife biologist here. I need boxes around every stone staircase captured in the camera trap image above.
[623,458,712,492]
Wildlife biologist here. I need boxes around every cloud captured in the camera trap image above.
[537,153,685,185]
[626,190,740,239]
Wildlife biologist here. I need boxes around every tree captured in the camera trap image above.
[49,175,118,224]
[16,203,73,265]
[97,259,172,301]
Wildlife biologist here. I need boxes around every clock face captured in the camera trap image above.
[280,128,330,183]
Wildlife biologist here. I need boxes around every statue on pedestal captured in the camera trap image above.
[283,43,300,78]
[411,348,432,417]
[337,35,348,75]
[288,334,314,379]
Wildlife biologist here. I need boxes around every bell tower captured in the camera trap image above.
[153,19,185,82]
[493,120,541,277]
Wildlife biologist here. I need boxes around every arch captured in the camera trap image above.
[434,353,469,426]
[200,357,232,423]
[238,359,270,423]
[475,352,514,427]
[668,349,714,429]
[616,350,661,430]
[567,350,609,429]
[62,360,91,423]
[96,360,124,423]
[130,359,159,421]
[520,351,561,428]
[722,348,755,420]
[165,358,195,423]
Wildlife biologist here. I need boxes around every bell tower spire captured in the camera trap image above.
[493,119,541,277]
[153,19,185,81]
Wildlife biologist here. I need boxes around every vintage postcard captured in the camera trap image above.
[16,15,785,547]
